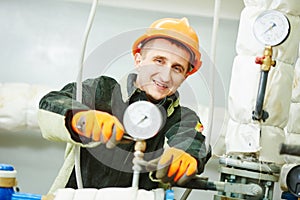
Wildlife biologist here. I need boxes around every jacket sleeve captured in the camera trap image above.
[165,107,210,174]
[38,76,118,145]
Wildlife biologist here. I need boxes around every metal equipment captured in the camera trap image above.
[123,101,163,188]
[214,10,291,200]
[214,156,280,199]
[280,144,300,198]
[252,10,290,121]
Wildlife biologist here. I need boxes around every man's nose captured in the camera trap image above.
[159,66,172,82]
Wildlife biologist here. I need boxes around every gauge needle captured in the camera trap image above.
[137,115,148,125]
[262,22,276,34]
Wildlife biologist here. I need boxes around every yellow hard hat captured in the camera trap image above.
[132,17,202,75]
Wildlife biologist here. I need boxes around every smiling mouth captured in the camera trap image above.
[153,80,168,89]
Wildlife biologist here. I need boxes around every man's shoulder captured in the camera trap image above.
[174,105,199,119]
[85,75,119,86]
[177,104,197,113]
[97,75,118,82]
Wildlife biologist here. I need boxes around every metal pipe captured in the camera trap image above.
[219,156,280,173]
[252,46,275,121]
[131,141,146,188]
[252,71,269,121]
[180,189,192,200]
[177,178,262,197]
[206,0,221,152]
[280,143,300,157]
[75,0,99,189]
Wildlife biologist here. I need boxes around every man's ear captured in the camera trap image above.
[134,53,142,69]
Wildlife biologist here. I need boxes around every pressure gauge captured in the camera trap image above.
[123,101,163,140]
[253,10,290,46]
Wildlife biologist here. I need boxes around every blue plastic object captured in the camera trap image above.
[0,187,14,200]
[165,189,174,200]
[11,193,42,200]
[0,164,14,171]
[0,164,15,200]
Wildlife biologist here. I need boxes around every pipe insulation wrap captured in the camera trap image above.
[285,44,300,164]
[244,0,300,15]
[225,0,300,163]
[0,83,55,132]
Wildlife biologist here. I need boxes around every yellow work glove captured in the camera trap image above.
[71,110,124,148]
[156,147,198,185]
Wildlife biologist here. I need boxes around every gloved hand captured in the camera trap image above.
[156,147,198,185]
[71,110,124,148]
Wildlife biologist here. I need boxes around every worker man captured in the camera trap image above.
[38,17,210,194]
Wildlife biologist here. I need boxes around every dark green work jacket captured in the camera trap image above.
[38,73,208,192]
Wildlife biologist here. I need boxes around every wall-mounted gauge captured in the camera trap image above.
[253,10,290,46]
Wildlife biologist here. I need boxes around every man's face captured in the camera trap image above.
[134,38,191,101]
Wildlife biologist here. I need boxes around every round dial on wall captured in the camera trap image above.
[123,101,163,140]
[253,10,290,46]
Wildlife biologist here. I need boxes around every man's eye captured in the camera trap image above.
[173,66,183,73]
[154,59,163,64]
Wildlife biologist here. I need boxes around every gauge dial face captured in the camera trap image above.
[123,101,163,140]
[253,10,290,46]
